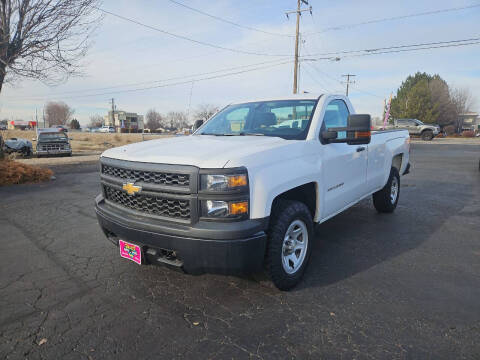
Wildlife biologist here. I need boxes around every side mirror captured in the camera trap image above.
[346,114,371,145]
[193,119,204,131]
[321,114,371,145]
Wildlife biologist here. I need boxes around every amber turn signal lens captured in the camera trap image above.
[229,201,248,215]
[227,174,247,188]
[355,131,371,138]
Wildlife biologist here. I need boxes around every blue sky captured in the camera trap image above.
[1,0,479,125]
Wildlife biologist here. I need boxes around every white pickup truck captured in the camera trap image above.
[95,94,410,290]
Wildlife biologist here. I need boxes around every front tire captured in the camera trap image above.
[265,200,313,291]
[421,130,433,141]
[373,167,400,213]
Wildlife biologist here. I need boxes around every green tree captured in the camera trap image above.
[390,72,452,124]
[70,119,81,130]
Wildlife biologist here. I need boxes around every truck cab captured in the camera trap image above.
[95,94,410,290]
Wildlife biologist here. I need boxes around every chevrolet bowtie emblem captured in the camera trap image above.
[122,182,141,195]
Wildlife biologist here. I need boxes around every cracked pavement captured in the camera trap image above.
[1,143,479,359]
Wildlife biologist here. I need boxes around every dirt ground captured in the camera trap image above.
[1,130,172,152]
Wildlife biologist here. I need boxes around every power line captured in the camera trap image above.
[302,36,480,58]
[304,3,480,36]
[342,39,480,59]
[9,58,291,98]
[299,63,330,92]
[10,60,293,101]
[94,7,291,57]
[167,0,293,38]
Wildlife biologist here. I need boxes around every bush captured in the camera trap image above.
[443,125,455,135]
[0,159,53,186]
[462,130,475,138]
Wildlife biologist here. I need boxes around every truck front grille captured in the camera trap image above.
[102,164,190,187]
[103,185,190,220]
[39,143,68,151]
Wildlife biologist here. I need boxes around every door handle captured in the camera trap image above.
[356,146,366,152]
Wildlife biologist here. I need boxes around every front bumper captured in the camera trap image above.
[95,195,268,275]
[37,149,71,155]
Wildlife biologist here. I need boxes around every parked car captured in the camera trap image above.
[0,124,7,130]
[95,94,410,290]
[36,128,72,157]
[390,119,439,140]
[99,126,115,133]
[55,125,68,132]
[3,137,33,156]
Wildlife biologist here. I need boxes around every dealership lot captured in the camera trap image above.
[1,143,479,359]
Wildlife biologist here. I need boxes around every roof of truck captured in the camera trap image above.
[38,128,66,133]
[230,93,334,105]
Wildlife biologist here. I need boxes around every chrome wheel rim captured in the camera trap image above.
[282,219,308,274]
[390,177,399,204]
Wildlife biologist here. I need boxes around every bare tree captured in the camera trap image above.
[45,101,74,126]
[166,111,188,130]
[194,103,219,121]
[451,87,476,133]
[88,114,103,128]
[0,0,101,92]
[145,109,163,131]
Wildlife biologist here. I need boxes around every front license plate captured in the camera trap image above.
[119,240,142,265]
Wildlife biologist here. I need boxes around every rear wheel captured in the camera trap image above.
[373,167,400,213]
[265,200,313,291]
[421,130,434,141]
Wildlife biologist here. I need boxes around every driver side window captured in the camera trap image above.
[323,99,349,139]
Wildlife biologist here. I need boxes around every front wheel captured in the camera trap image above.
[421,130,434,141]
[265,200,314,291]
[373,167,400,213]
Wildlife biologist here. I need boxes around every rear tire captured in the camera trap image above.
[265,200,314,291]
[373,167,400,213]
[421,130,433,141]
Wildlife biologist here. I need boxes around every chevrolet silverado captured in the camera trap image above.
[95,94,410,290]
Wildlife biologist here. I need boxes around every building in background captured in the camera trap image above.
[7,120,37,130]
[459,112,480,131]
[104,110,144,133]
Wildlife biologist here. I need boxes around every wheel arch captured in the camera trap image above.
[391,153,403,172]
[269,182,318,221]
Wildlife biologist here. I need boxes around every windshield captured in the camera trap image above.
[195,99,318,140]
[39,133,68,142]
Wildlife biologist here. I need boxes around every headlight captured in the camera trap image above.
[200,173,247,191]
[201,200,249,218]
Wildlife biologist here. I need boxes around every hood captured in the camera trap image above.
[101,135,294,168]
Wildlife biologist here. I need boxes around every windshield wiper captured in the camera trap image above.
[199,133,237,136]
[239,132,265,136]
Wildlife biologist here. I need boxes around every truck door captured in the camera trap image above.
[321,99,368,219]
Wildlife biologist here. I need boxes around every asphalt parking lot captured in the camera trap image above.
[1,143,479,359]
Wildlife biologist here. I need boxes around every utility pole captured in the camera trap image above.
[342,74,356,96]
[110,98,119,131]
[110,98,115,126]
[42,107,45,128]
[286,0,312,94]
